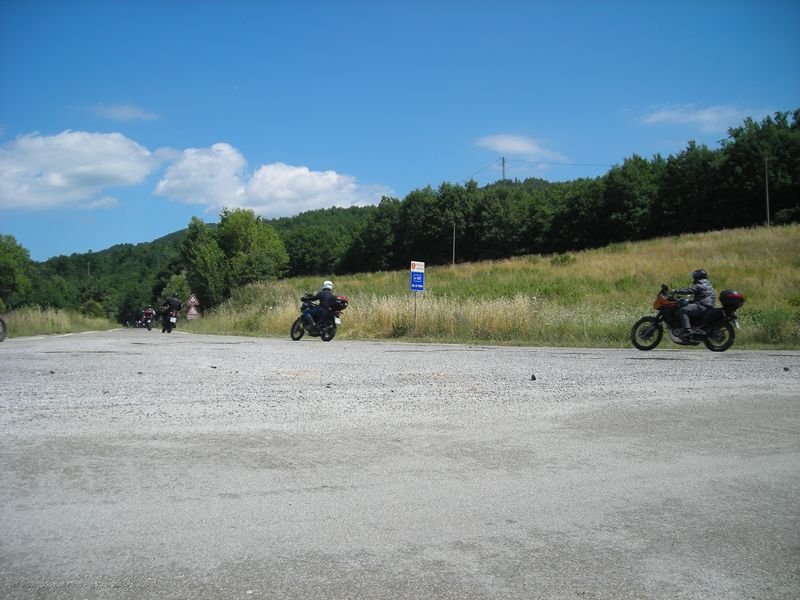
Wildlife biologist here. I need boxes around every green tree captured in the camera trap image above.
[165,273,191,307]
[217,208,289,286]
[180,209,289,308]
[603,155,665,242]
[468,184,528,260]
[546,178,607,251]
[655,141,720,235]
[0,234,34,308]
[339,197,402,273]
[718,110,800,227]
[180,217,228,307]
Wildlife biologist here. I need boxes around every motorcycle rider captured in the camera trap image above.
[142,304,155,323]
[303,280,337,330]
[673,269,715,339]
[161,293,182,332]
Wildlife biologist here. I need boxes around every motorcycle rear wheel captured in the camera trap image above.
[290,318,305,341]
[704,322,735,352]
[631,316,663,351]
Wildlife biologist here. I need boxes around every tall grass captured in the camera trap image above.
[2,307,116,338]
[183,224,800,349]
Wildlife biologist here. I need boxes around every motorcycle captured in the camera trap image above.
[290,294,349,342]
[143,314,154,331]
[631,285,745,352]
[161,309,178,333]
[0,316,7,342]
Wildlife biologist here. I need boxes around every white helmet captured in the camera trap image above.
[322,280,333,290]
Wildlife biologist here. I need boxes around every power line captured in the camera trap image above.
[505,158,616,168]
[461,158,503,183]
[461,156,615,186]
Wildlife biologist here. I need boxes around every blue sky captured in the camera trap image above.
[1,0,798,261]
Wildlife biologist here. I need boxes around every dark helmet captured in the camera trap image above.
[692,269,708,282]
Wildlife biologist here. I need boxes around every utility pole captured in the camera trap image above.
[452,221,456,266]
[765,157,771,226]
[502,156,506,181]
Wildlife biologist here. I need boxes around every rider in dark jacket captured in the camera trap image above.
[673,269,715,337]
[303,280,337,328]
[161,293,182,331]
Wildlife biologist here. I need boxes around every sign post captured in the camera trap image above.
[410,261,425,329]
[186,294,200,320]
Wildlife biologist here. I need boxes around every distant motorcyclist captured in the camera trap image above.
[161,293,182,332]
[673,269,715,338]
[303,280,337,329]
[142,305,155,321]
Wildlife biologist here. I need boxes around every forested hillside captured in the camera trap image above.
[1,109,798,323]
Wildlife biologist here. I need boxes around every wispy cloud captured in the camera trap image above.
[475,134,567,163]
[155,144,393,216]
[0,130,159,210]
[94,103,159,121]
[81,196,120,210]
[638,104,758,133]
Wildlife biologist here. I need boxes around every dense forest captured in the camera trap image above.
[1,110,798,323]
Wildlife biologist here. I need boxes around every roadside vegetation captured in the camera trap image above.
[1,306,115,338]
[182,225,800,349]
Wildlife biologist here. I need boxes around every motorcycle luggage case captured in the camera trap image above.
[719,289,745,309]
[334,295,349,310]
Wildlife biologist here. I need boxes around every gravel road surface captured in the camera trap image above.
[1,329,799,599]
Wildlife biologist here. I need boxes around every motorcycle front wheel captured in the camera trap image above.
[704,322,735,352]
[290,318,305,341]
[631,316,663,351]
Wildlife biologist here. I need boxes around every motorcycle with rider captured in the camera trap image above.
[630,269,745,352]
[290,280,349,342]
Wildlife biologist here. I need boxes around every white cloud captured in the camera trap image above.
[155,146,392,217]
[476,134,567,163]
[155,143,247,207]
[81,196,120,210]
[639,104,757,133]
[0,132,392,217]
[0,130,159,210]
[245,163,389,216]
[94,103,159,121]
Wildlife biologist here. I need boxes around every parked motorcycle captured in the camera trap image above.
[631,285,745,352]
[290,294,349,342]
[162,309,178,333]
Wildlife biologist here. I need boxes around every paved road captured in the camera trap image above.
[1,329,799,599]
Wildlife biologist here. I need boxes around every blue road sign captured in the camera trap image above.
[411,271,425,292]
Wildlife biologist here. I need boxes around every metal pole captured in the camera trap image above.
[765,157,770,226]
[452,221,456,266]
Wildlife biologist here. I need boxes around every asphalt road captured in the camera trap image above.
[1,329,799,599]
